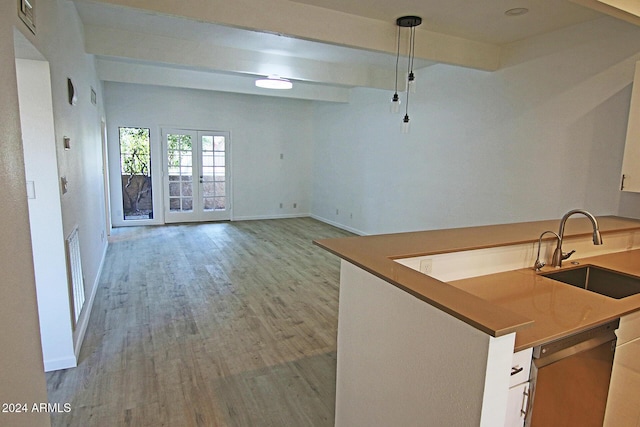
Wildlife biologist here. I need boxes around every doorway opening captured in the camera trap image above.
[163,128,231,223]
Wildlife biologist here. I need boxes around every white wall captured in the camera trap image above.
[0,7,50,427]
[12,0,108,370]
[16,57,76,372]
[45,1,109,311]
[312,17,640,235]
[104,82,313,225]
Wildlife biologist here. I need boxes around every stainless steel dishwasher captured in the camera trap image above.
[526,319,619,427]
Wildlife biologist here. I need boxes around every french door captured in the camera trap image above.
[163,128,230,223]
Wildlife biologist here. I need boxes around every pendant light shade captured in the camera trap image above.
[390,92,401,113]
[255,75,293,90]
[408,71,416,93]
[392,16,422,132]
[402,114,410,134]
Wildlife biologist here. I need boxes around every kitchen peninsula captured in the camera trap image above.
[315,215,640,427]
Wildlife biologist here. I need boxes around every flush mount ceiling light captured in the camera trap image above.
[390,15,422,134]
[255,75,293,90]
[504,7,529,16]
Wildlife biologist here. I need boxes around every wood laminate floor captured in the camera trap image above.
[46,218,353,427]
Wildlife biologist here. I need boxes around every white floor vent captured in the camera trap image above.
[66,226,85,327]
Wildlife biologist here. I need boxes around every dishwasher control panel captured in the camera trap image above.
[532,319,619,360]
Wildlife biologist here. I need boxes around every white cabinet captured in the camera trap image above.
[614,309,640,345]
[506,382,530,427]
[604,337,640,426]
[505,348,532,427]
[604,311,640,426]
[621,61,640,193]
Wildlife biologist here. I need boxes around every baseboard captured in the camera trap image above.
[232,213,310,221]
[309,214,367,236]
[44,355,77,373]
[72,240,108,361]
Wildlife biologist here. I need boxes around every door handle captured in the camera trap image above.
[511,366,524,376]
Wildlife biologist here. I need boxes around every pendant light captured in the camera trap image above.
[393,16,422,133]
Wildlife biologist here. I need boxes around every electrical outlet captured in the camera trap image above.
[336,209,339,215]
[419,259,433,275]
[293,203,297,208]
[279,203,283,208]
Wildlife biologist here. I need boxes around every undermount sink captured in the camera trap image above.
[541,265,640,299]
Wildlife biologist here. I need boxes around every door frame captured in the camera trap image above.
[161,127,232,223]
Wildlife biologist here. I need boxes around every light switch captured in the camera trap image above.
[61,176,68,194]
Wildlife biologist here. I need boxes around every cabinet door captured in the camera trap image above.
[616,309,640,345]
[621,61,640,193]
[604,337,640,426]
[505,382,529,427]
[510,348,532,387]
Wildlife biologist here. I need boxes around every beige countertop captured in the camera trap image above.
[315,216,640,347]
[449,250,640,351]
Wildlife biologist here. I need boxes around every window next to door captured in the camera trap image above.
[119,127,153,220]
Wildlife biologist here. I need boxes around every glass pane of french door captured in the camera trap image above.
[163,129,230,223]
[201,135,227,212]
[167,132,194,213]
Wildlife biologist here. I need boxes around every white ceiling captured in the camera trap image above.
[74,2,407,68]
[287,0,601,45]
[72,0,634,100]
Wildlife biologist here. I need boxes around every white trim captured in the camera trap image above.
[480,334,516,427]
[310,214,367,236]
[233,213,310,221]
[110,218,164,227]
[43,356,77,372]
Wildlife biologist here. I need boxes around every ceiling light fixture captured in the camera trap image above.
[391,16,422,134]
[504,7,529,16]
[255,75,293,90]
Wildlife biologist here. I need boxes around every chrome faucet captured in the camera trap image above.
[533,230,560,271]
[551,209,603,267]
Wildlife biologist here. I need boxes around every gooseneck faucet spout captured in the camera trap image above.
[534,230,560,271]
[551,209,603,268]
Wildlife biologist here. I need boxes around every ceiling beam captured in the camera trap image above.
[84,25,398,90]
[74,0,502,71]
[97,58,352,102]
[570,0,640,26]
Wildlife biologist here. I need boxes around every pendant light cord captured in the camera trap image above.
[409,25,416,76]
[404,26,414,117]
[394,24,401,94]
